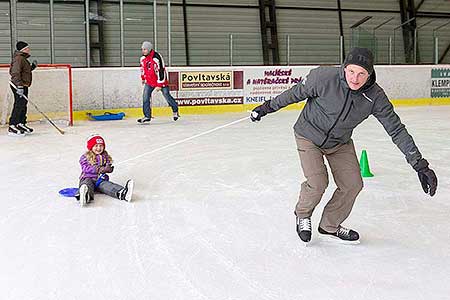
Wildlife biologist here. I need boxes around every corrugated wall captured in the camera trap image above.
[16,2,51,63]
[101,0,263,66]
[102,2,121,66]
[340,0,398,10]
[277,0,336,8]
[3,1,86,66]
[0,2,11,63]
[340,10,404,64]
[277,7,341,65]
[54,3,86,66]
[102,1,186,67]
[0,0,449,66]
[186,6,262,66]
[417,17,450,64]
[420,0,450,64]
[420,0,450,12]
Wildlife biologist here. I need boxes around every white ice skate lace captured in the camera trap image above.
[299,218,311,231]
[337,226,350,237]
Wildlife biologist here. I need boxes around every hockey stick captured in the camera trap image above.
[9,81,65,135]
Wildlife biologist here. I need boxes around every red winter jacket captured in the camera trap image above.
[140,50,168,87]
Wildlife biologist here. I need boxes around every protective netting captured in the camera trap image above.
[0,64,73,126]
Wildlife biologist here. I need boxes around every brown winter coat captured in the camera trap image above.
[10,51,32,87]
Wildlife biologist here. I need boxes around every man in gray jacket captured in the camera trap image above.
[251,47,437,244]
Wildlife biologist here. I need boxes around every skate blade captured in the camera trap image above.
[319,235,360,245]
[298,236,313,247]
[302,241,312,247]
[7,132,25,137]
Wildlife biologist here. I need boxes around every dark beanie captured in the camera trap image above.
[16,41,29,51]
[344,47,374,74]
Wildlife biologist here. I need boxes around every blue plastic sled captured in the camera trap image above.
[59,188,79,197]
[87,112,125,121]
[59,175,107,197]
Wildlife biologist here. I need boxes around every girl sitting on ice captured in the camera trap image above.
[77,134,133,206]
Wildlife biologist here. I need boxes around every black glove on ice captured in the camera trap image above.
[250,100,276,122]
[413,158,437,196]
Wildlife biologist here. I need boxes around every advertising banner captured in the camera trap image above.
[179,71,233,90]
[243,67,315,104]
[431,68,450,98]
[169,70,244,106]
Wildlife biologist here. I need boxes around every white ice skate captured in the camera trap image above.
[124,179,134,202]
[79,184,88,207]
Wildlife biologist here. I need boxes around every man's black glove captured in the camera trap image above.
[413,158,437,196]
[250,100,276,122]
[31,60,38,71]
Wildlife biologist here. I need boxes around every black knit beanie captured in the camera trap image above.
[344,47,374,74]
[16,41,29,51]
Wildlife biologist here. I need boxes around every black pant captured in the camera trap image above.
[9,85,28,126]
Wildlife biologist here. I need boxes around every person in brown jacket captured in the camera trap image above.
[8,41,37,136]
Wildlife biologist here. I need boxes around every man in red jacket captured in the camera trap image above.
[138,41,179,123]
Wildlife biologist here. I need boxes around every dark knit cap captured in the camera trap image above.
[16,41,29,51]
[344,47,374,74]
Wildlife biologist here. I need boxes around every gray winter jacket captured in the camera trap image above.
[269,66,422,168]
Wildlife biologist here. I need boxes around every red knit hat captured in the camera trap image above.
[87,134,105,150]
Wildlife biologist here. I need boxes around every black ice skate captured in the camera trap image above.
[8,125,25,136]
[137,117,151,124]
[118,179,134,202]
[296,216,312,243]
[17,123,33,134]
[318,226,360,244]
[173,112,180,121]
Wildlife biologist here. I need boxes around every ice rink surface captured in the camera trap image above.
[1,106,449,300]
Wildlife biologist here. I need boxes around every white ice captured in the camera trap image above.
[1,106,449,300]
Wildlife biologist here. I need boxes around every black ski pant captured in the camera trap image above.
[9,85,29,126]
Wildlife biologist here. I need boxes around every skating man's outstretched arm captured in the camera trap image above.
[372,90,438,196]
[250,69,318,121]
